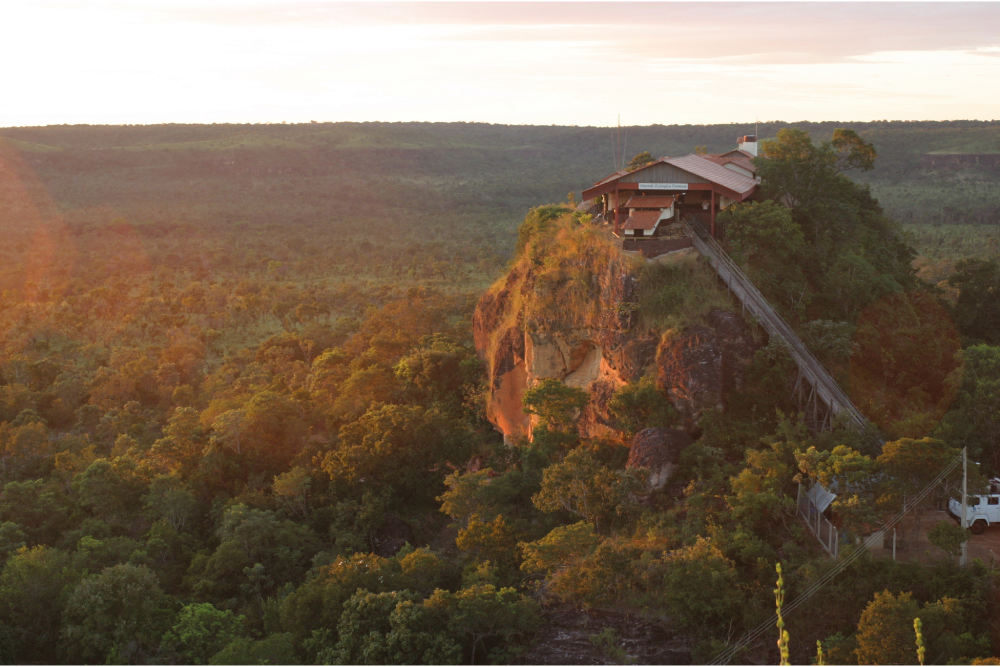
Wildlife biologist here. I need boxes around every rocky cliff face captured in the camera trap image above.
[656,310,762,432]
[473,224,765,441]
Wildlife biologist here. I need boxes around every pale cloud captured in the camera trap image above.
[2,2,999,127]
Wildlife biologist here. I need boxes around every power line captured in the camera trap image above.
[709,453,964,665]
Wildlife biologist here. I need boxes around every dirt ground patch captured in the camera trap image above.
[868,509,1000,566]
[516,606,691,665]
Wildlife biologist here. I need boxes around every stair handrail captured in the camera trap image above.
[681,216,882,447]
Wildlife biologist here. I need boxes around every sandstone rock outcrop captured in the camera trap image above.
[657,325,723,431]
[626,428,693,489]
[706,309,762,399]
[656,310,765,433]
[472,226,764,441]
[472,244,656,440]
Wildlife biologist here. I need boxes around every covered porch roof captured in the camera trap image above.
[623,195,676,209]
[582,154,759,203]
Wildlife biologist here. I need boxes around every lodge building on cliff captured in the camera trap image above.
[581,136,761,250]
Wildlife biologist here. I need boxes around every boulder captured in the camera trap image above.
[626,428,693,490]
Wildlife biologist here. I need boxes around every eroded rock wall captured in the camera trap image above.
[473,244,763,440]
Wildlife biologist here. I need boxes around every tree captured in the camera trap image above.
[328,489,391,554]
[852,292,963,438]
[144,473,197,532]
[209,633,298,665]
[854,590,919,665]
[72,458,146,527]
[650,537,743,637]
[533,448,647,530]
[0,546,77,663]
[953,346,1000,472]
[273,466,312,520]
[324,590,461,665]
[0,419,52,478]
[754,127,915,322]
[238,390,308,474]
[163,603,246,665]
[607,376,676,437]
[192,504,319,605]
[522,378,589,434]
[928,521,967,561]
[830,128,878,173]
[60,563,175,664]
[455,514,521,574]
[279,553,399,643]
[626,151,654,172]
[330,364,400,420]
[719,200,809,314]
[516,205,572,256]
[210,409,248,454]
[322,404,472,506]
[726,439,796,536]
[425,584,540,664]
[395,548,456,598]
[949,258,1000,345]
[394,335,483,410]
[918,597,992,664]
[438,468,496,527]
[147,406,205,473]
[0,479,72,545]
[796,445,881,535]
[721,200,804,265]
[0,522,25,562]
[520,521,599,579]
[758,128,875,212]
[531,538,639,608]
[877,438,960,545]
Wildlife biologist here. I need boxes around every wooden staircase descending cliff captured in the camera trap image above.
[681,217,883,449]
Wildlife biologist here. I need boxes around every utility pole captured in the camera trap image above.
[961,447,968,567]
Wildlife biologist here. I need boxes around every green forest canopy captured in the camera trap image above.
[0,121,998,664]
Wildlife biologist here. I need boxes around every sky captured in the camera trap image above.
[4,1,1000,127]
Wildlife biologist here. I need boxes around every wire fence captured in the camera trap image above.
[677,215,963,663]
[708,453,963,665]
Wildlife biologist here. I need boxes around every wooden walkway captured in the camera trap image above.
[682,218,882,448]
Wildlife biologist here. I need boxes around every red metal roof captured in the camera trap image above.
[622,209,663,230]
[662,155,758,196]
[699,154,756,173]
[589,169,629,188]
[624,195,676,209]
[718,149,755,159]
[582,153,759,202]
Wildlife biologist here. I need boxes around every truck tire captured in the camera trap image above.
[971,520,987,535]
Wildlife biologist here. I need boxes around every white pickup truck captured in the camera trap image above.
[949,479,1000,534]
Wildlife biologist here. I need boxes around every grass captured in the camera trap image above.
[635,253,734,332]
[480,214,738,383]
[481,214,633,373]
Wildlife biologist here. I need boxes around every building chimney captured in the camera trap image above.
[737,135,757,156]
